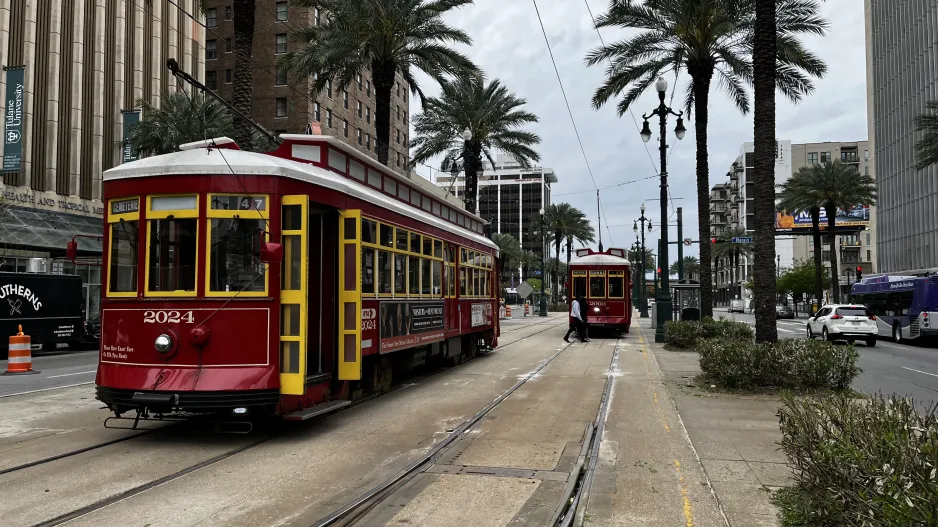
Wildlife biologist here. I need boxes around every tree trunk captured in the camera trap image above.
[692,67,715,319]
[826,204,840,303]
[463,143,482,214]
[232,0,256,151]
[372,62,395,166]
[811,207,823,311]
[752,0,778,342]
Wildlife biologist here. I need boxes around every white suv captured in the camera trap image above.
[806,304,877,346]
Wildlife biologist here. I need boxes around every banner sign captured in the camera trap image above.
[471,303,494,328]
[775,204,870,234]
[379,301,444,353]
[3,66,26,173]
[121,110,140,163]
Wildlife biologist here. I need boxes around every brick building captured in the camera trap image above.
[201,2,411,170]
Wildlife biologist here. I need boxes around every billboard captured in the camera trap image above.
[379,301,445,353]
[775,204,870,234]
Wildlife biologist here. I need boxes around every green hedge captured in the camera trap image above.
[697,338,859,390]
[775,394,938,526]
[663,318,754,349]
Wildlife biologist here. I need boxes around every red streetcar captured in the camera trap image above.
[567,248,632,333]
[73,133,500,423]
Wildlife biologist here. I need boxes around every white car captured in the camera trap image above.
[806,304,877,346]
[729,299,745,313]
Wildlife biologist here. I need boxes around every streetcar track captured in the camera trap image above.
[14,318,566,525]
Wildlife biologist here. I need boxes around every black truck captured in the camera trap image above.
[0,272,85,360]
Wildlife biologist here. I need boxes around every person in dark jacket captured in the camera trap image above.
[579,297,591,342]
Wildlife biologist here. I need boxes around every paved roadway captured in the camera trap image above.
[0,345,99,398]
[713,308,938,407]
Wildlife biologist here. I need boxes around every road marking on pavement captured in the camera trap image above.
[880,343,905,350]
[47,370,97,379]
[673,459,695,527]
[778,327,798,334]
[903,367,938,378]
[0,381,94,398]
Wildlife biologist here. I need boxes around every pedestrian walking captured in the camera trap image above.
[580,297,591,342]
[563,297,581,343]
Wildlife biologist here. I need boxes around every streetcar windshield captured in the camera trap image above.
[108,220,138,293]
[208,217,266,293]
[148,217,198,293]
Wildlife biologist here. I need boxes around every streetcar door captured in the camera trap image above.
[280,196,309,395]
[306,207,337,380]
[337,209,362,381]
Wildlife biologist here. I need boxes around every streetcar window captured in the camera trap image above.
[283,205,302,231]
[432,202,440,215]
[377,250,391,294]
[396,228,409,251]
[210,195,266,211]
[383,177,397,195]
[410,232,420,253]
[361,219,377,244]
[394,253,406,295]
[398,185,409,202]
[473,269,480,297]
[573,277,587,298]
[361,248,375,295]
[423,237,432,256]
[380,224,393,247]
[460,267,467,296]
[448,265,456,297]
[282,235,301,290]
[367,168,381,188]
[460,248,467,263]
[409,255,420,295]
[434,240,443,259]
[151,195,197,211]
[421,259,431,295]
[589,276,606,298]
[433,261,442,295]
[108,220,138,293]
[208,218,265,293]
[608,275,624,298]
[410,192,421,207]
[147,218,197,293]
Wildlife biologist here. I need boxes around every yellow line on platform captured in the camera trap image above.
[673,459,695,527]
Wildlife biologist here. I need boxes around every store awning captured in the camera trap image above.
[0,206,103,253]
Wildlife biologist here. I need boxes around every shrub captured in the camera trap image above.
[664,317,753,349]
[775,393,938,526]
[698,338,859,390]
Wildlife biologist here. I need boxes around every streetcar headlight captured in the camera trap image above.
[594,307,600,313]
[154,333,174,354]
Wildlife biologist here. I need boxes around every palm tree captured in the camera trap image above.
[814,161,877,303]
[491,233,522,285]
[283,0,480,167]
[123,92,233,157]
[628,246,656,271]
[669,256,700,281]
[543,204,591,302]
[777,165,826,308]
[564,217,596,271]
[915,100,938,169]
[519,250,539,281]
[712,227,754,302]
[585,0,827,323]
[409,77,541,213]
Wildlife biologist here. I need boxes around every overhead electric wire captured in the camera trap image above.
[530,0,614,246]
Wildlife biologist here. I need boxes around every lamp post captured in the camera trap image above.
[631,238,641,310]
[640,76,686,343]
[633,204,652,318]
[538,207,548,317]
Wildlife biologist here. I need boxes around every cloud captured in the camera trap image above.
[409,0,865,265]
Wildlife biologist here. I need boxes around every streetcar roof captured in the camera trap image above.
[102,146,498,253]
[569,253,631,266]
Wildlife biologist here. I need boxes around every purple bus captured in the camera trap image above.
[850,275,938,342]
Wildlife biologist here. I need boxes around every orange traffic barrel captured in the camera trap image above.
[506,306,512,317]
[5,325,39,375]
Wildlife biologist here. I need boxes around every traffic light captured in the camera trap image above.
[657,267,661,274]
[710,238,726,244]
[856,266,863,282]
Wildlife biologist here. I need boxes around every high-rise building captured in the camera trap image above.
[200,1,411,170]
[865,0,938,274]
[434,153,557,269]
[0,0,205,317]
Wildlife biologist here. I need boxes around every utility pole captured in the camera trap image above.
[677,207,684,281]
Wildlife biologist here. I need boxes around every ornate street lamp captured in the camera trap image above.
[539,207,548,317]
[633,203,652,318]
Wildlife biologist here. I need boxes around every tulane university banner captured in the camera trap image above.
[2,66,25,173]
[121,110,140,164]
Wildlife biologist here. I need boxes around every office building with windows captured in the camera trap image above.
[865,0,938,274]
[1,0,205,317]
[434,153,557,270]
[201,1,412,170]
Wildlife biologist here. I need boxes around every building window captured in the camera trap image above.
[357,74,363,90]
[275,98,288,118]
[396,152,401,168]
[275,68,287,86]
[206,70,217,90]
[326,79,332,98]
[275,34,287,54]
[820,151,831,163]
[865,233,871,245]
[396,105,400,121]
[866,250,871,262]
[206,8,217,27]
[225,69,232,84]
[366,107,371,123]
[841,151,858,162]
[356,101,362,118]
[326,109,333,128]
[396,129,401,145]
[314,7,321,25]
[276,1,288,21]
[807,152,818,164]
[396,83,400,97]
[225,6,232,20]
[366,134,371,150]
[206,40,217,60]
[343,90,349,109]
[225,38,232,53]
[366,80,372,97]
[357,128,363,146]
[314,102,321,122]
[343,120,349,138]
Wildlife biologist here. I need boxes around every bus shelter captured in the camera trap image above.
[672,280,700,321]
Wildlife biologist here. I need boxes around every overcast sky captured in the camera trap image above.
[408,0,867,264]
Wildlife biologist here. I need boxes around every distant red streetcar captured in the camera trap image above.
[567,248,632,333]
[75,133,500,422]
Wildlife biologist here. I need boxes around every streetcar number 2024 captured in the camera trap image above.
[143,310,195,324]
